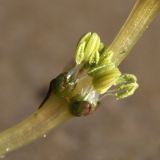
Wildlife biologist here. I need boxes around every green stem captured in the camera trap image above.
[0,0,160,156]
[106,0,160,66]
[0,95,72,156]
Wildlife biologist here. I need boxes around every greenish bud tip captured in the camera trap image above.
[75,32,101,65]
[93,67,121,94]
[114,74,139,99]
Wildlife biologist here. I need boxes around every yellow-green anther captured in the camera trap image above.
[88,50,115,76]
[84,33,101,61]
[79,32,92,44]
[99,50,114,65]
[75,32,92,65]
[75,41,86,64]
[75,33,139,98]
[89,51,100,65]
[75,32,101,65]
[98,42,105,53]
[93,68,121,94]
[114,73,139,99]
[115,82,139,99]
[115,74,137,86]
[89,63,115,77]
[88,64,108,76]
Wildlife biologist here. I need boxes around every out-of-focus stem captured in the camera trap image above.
[105,0,160,66]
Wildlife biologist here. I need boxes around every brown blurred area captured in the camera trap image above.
[0,0,160,159]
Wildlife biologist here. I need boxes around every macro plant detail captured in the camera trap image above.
[51,32,139,116]
[0,0,159,157]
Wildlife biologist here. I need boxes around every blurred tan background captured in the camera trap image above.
[0,0,160,159]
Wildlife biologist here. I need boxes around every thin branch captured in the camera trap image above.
[0,0,159,156]
[0,94,72,156]
[106,0,160,66]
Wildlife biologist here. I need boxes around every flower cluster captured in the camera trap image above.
[51,32,139,116]
[75,32,138,96]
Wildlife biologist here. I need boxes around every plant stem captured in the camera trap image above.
[0,94,72,156]
[105,0,160,66]
[0,0,160,156]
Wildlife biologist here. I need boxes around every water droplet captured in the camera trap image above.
[43,134,47,138]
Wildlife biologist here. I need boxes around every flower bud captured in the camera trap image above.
[89,51,100,65]
[51,72,76,98]
[115,74,137,85]
[70,100,94,116]
[114,74,139,99]
[84,33,101,61]
[75,41,86,64]
[75,32,101,65]
[115,82,139,99]
[69,93,99,116]
[93,67,121,94]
